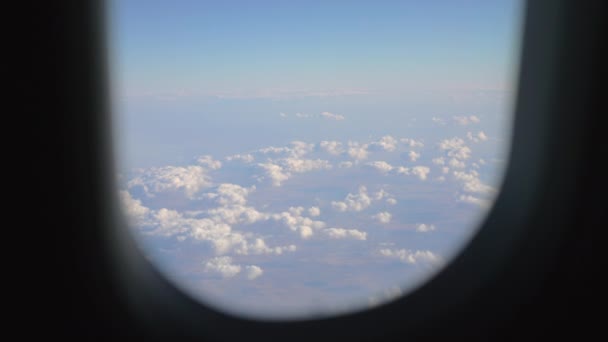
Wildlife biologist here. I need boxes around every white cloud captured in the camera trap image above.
[279,112,287,117]
[323,228,367,240]
[370,135,398,152]
[368,286,404,308]
[466,131,489,143]
[235,238,296,256]
[288,141,314,158]
[395,166,410,175]
[411,166,431,180]
[332,186,373,212]
[400,138,424,148]
[257,163,290,186]
[226,153,254,163]
[245,265,264,280]
[386,198,397,205]
[207,204,268,226]
[197,155,222,170]
[257,146,291,155]
[448,158,466,169]
[203,256,241,278]
[119,190,150,226]
[347,141,369,161]
[453,115,480,126]
[373,189,390,201]
[272,206,326,239]
[122,183,297,256]
[339,161,354,168]
[282,157,332,173]
[308,206,321,217]
[453,170,496,194]
[255,141,313,159]
[415,223,436,233]
[432,117,446,125]
[319,141,344,155]
[372,211,392,224]
[203,257,265,280]
[320,111,345,121]
[439,137,472,160]
[366,161,393,173]
[458,194,490,208]
[379,248,441,265]
[211,183,255,206]
[127,165,213,199]
[408,151,421,162]
[295,112,313,118]
[432,157,445,165]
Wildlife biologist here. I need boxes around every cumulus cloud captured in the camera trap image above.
[257,146,292,155]
[458,194,490,208]
[395,166,410,175]
[339,161,354,168]
[415,223,436,233]
[203,256,241,278]
[448,158,466,169]
[256,156,331,186]
[204,257,264,280]
[319,141,344,155]
[226,153,254,163]
[127,165,212,198]
[288,141,314,158]
[368,286,404,308]
[210,183,255,206]
[320,111,345,121]
[283,158,332,173]
[370,135,398,152]
[372,211,392,224]
[453,115,480,125]
[323,227,367,240]
[366,161,394,173]
[379,248,441,265]
[386,198,397,205]
[400,138,424,148]
[332,186,373,212]
[121,182,297,257]
[466,131,489,143]
[347,141,369,161]
[453,170,496,194]
[119,190,150,226]
[308,206,321,217]
[432,117,446,125]
[257,163,290,186]
[245,265,264,280]
[439,137,472,161]
[272,206,326,239]
[408,151,421,162]
[197,155,222,170]
[432,157,445,165]
[411,166,431,180]
[256,141,313,159]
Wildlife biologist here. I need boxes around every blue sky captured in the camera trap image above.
[111,0,522,319]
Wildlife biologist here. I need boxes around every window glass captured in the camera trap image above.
[110,0,522,319]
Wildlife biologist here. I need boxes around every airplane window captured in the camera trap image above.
[109,0,523,320]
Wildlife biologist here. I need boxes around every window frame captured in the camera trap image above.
[53,0,605,339]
